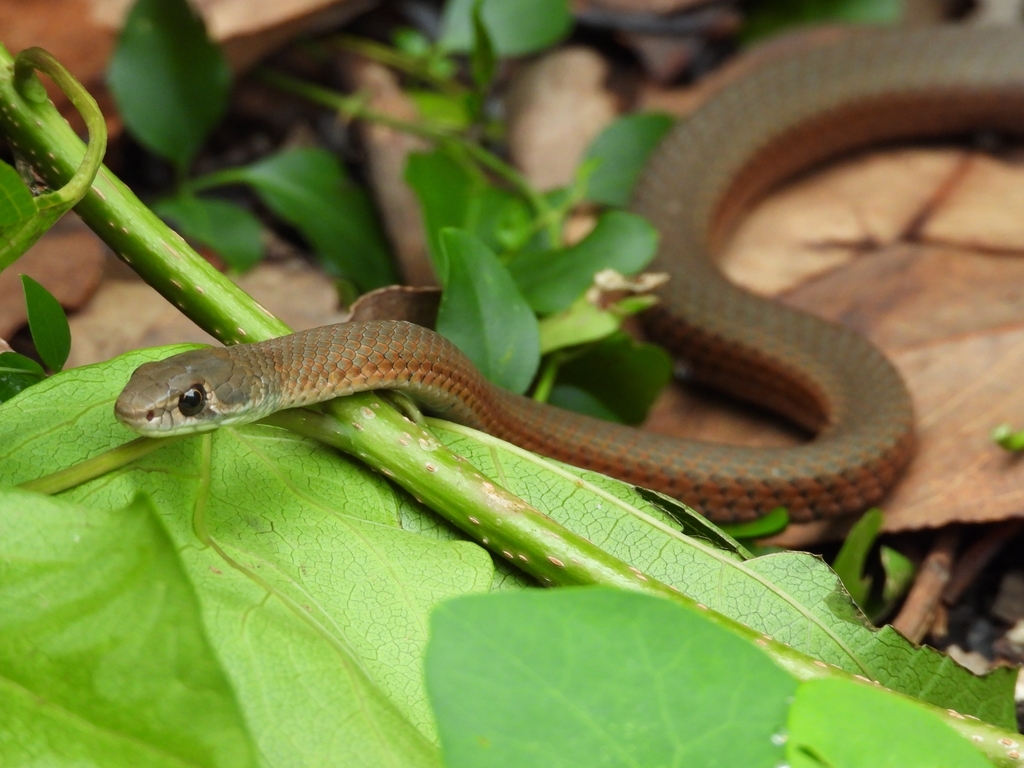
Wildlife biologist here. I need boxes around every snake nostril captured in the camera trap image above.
[146,410,155,421]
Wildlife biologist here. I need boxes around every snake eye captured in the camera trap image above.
[178,385,206,417]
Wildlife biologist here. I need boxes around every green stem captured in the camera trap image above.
[332,35,466,96]
[12,48,107,209]
[18,437,181,494]
[531,351,563,403]
[253,67,554,226]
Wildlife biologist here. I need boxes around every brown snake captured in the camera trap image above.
[116,25,1024,523]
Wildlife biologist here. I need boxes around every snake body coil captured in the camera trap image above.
[116,26,1024,522]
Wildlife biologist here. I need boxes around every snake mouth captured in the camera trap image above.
[114,393,166,434]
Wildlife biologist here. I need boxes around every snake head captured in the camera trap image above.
[115,348,260,436]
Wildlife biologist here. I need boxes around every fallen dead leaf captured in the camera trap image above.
[505,46,618,192]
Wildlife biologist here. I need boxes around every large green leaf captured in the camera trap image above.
[0,489,257,768]
[230,148,395,290]
[582,113,674,208]
[429,421,1018,729]
[437,229,540,394]
[427,588,796,767]
[155,194,264,272]
[0,349,497,766]
[108,0,230,172]
[787,678,991,767]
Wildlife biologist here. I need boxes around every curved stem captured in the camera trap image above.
[13,47,106,210]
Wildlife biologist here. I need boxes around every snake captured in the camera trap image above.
[115,25,1024,523]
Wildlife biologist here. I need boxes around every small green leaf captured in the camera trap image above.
[832,508,883,609]
[0,351,45,402]
[993,422,1024,452]
[426,588,796,767]
[0,159,41,273]
[108,0,231,172]
[438,229,540,394]
[720,507,791,541]
[230,148,395,290]
[743,0,903,44]
[0,158,35,229]
[408,90,472,130]
[440,0,572,56]
[509,210,659,314]
[405,149,532,277]
[20,274,70,372]
[469,0,497,91]
[551,333,671,425]
[876,545,915,621]
[583,113,674,207]
[787,678,991,767]
[406,148,483,279]
[155,194,264,271]
[394,28,432,57]
[0,489,259,767]
[538,296,619,353]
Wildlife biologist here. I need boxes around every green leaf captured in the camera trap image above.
[582,113,674,207]
[720,506,791,540]
[509,210,659,314]
[469,0,497,91]
[426,588,797,767]
[405,148,533,278]
[440,0,572,56]
[0,159,52,275]
[428,422,1018,729]
[0,488,259,767]
[831,508,883,609]
[743,0,903,44]
[0,348,497,766]
[408,90,472,131]
[786,678,991,767]
[0,351,45,402]
[992,422,1024,452]
[437,229,540,394]
[230,148,395,290]
[0,158,35,229]
[155,194,264,271]
[538,296,620,354]
[551,333,671,425]
[876,545,915,621]
[20,274,70,372]
[545,383,618,422]
[406,149,479,279]
[107,0,230,172]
